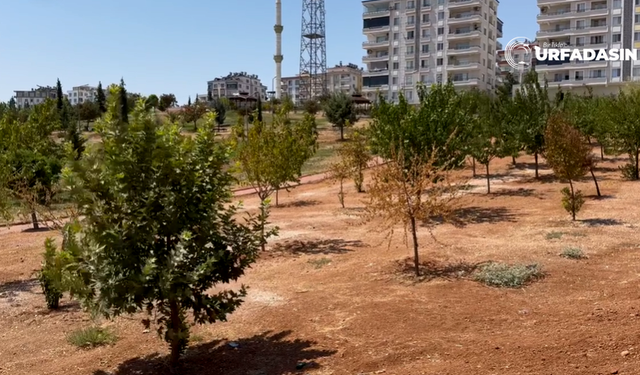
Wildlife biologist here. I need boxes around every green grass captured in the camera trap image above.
[560,247,586,259]
[301,144,338,176]
[67,326,117,348]
[545,231,564,240]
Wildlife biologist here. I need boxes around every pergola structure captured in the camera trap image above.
[228,92,258,135]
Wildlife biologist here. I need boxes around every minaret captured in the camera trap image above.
[274,0,283,99]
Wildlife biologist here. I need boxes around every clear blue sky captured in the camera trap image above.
[0,0,537,105]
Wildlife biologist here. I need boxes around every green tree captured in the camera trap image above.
[187,96,192,107]
[256,97,263,122]
[336,126,371,192]
[60,88,264,365]
[324,92,357,140]
[233,110,317,249]
[119,79,129,123]
[544,113,592,220]
[0,100,63,229]
[598,85,640,179]
[56,79,64,112]
[369,82,468,171]
[8,97,16,110]
[158,94,178,111]
[145,94,159,110]
[207,90,213,102]
[281,94,294,114]
[76,101,100,131]
[96,82,107,113]
[212,99,226,130]
[303,99,321,115]
[513,70,552,178]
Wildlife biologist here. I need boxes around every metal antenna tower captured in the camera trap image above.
[299,0,327,101]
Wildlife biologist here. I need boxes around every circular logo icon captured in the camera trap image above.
[504,37,531,71]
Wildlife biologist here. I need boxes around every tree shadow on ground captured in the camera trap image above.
[0,278,38,294]
[440,206,517,227]
[491,188,540,198]
[395,258,490,281]
[274,199,320,208]
[514,162,550,171]
[586,194,614,200]
[271,239,365,255]
[22,227,55,233]
[580,218,623,227]
[94,330,336,375]
[518,174,557,184]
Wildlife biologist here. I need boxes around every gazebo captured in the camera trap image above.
[351,94,372,115]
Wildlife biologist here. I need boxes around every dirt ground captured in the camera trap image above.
[1,151,640,375]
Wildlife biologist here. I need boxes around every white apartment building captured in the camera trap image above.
[280,62,363,104]
[207,72,267,100]
[361,0,502,104]
[13,86,58,108]
[67,85,97,105]
[536,0,635,96]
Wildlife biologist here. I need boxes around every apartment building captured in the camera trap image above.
[207,72,267,100]
[535,0,633,96]
[67,85,97,105]
[361,0,502,104]
[281,62,363,104]
[13,86,58,108]
[496,40,537,83]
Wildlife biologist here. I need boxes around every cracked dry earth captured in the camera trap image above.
[1,152,640,375]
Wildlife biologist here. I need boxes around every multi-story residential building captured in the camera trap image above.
[67,85,97,105]
[281,62,364,104]
[13,86,58,108]
[496,40,537,83]
[361,0,502,104]
[535,0,626,96]
[206,72,267,100]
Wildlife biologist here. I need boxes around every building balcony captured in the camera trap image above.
[447,30,481,40]
[363,9,391,18]
[447,46,481,55]
[362,84,389,91]
[536,25,608,38]
[448,0,481,9]
[406,21,416,28]
[447,62,481,70]
[363,54,389,62]
[547,77,608,86]
[537,7,609,22]
[448,13,482,25]
[406,4,416,13]
[452,77,480,85]
[363,25,391,34]
[363,69,389,77]
[362,39,390,48]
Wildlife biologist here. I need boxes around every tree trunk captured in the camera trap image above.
[636,149,639,180]
[410,216,420,277]
[260,199,266,252]
[485,162,491,194]
[340,124,344,140]
[275,189,279,206]
[339,180,345,208]
[534,152,539,179]
[589,167,601,197]
[31,211,39,230]
[512,155,517,166]
[472,158,476,177]
[569,180,576,221]
[600,145,604,160]
[169,299,183,367]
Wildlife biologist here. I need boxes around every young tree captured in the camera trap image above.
[183,101,207,130]
[76,101,100,130]
[364,148,458,277]
[303,99,321,115]
[281,94,294,114]
[59,88,264,366]
[96,81,107,113]
[513,70,552,178]
[544,113,592,220]
[256,97,263,122]
[324,92,357,140]
[207,90,213,102]
[599,85,640,180]
[145,94,159,110]
[329,159,350,208]
[336,126,371,192]
[233,110,317,249]
[212,99,226,131]
[187,96,192,107]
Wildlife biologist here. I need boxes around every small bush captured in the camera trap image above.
[546,231,564,240]
[560,247,586,259]
[619,163,637,180]
[474,262,544,288]
[308,257,331,269]
[37,238,63,309]
[560,187,585,220]
[67,326,117,348]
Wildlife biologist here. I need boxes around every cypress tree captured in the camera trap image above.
[96,81,107,113]
[119,78,129,123]
[257,97,263,122]
[188,96,192,106]
[56,79,64,112]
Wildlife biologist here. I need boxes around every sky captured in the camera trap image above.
[0,0,538,105]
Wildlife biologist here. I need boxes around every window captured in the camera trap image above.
[575,37,585,46]
[612,68,621,77]
[422,0,430,6]
[393,32,399,40]
[407,45,414,54]
[634,32,640,41]
[422,29,430,38]
[613,34,621,43]
[635,14,640,23]
[421,59,429,68]
[422,14,430,23]
[437,58,443,66]
[575,71,584,80]
[394,18,399,26]
[576,20,585,29]
[437,42,443,50]
[392,77,398,84]
[437,27,444,35]
[407,91,413,100]
[614,0,621,8]
[407,31,414,39]
[436,73,442,82]
[421,44,429,53]
[393,62,399,69]
[576,3,586,12]
[407,15,415,24]
[438,12,444,20]
[633,67,640,76]
[406,60,414,69]
[614,16,622,26]
[405,75,413,84]
[407,0,415,9]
